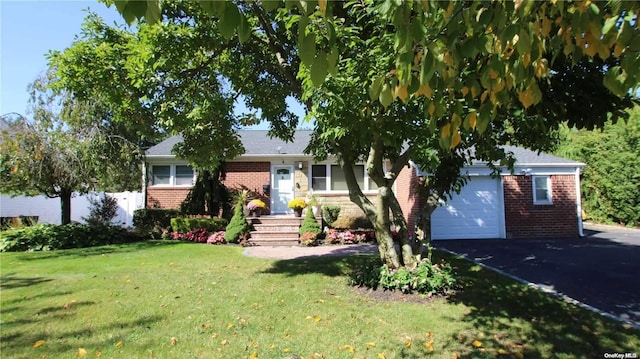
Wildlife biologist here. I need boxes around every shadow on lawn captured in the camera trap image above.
[441,253,640,358]
[261,250,640,358]
[261,253,380,277]
[14,240,183,261]
[0,272,53,289]
[1,314,164,355]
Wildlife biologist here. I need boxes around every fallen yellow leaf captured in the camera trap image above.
[95,350,102,357]
[249,351,258,359]
[170,337,178,346]
[377,353,386,359]
[339,345,355,353]
[498,348,508,355]
[227,323,234,329]
[78,348,87,357]
[212,333,219,339]
[425,332,433,338]
[284,348,291,353]
[269,344,275,349]
[404,340,412,348]
[33,340,46,348]
[314,316,322,322]
[452,354,459,359]
[424,339,434,351]
[114,341,123,348]
[366,342,376,347]
[472,340,483,348]
[220,339,229,346]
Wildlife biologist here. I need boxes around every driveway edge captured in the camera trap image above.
[439,248,640,330]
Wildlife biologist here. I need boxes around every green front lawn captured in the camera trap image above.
[1,242,638,358]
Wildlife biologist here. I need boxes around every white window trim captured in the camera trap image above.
[309,163,378,193]
[533,175,552,205]
[149,164,195,187]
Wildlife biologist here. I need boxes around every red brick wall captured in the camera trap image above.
[146,188,191,209]
[146,162,271,212]
[223,162,270,193]
[503,175,579,238]
[396,166,424,234]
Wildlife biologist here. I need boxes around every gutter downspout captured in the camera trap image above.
[575,166,584,237]
[142,161,148,209]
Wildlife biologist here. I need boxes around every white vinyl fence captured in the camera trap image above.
[0,192,144,227]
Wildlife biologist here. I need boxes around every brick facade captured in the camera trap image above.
[146,159,580,239]
[147,187,191,209]
[396,165,424,233]
[503,175,579,238]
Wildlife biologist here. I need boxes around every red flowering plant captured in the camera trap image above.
[207,231,226,245]
[299,232,318,246]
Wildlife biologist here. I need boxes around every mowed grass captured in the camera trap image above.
[1,242,638,359]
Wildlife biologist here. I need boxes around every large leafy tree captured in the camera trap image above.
[556,106,640,227]
[0,73,142,224]
[52,0,639,268]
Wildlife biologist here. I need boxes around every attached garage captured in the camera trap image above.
[431,176,505,240]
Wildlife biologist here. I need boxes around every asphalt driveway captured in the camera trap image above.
[434,222,640,328]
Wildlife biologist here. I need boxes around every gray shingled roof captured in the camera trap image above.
[146,130,581,166]
[146,130,313,157]
[502,145,583,166]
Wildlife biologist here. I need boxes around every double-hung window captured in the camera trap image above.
[311,164,377,192]
[150,164,194,186]
[533,176,552,204]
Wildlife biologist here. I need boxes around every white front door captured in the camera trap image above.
[271,164,295,214]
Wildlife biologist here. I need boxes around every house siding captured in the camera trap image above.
[503,175,579,238]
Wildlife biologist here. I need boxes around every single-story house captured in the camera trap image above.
[144,130,585,239]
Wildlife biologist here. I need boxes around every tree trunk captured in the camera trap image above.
[373,186,401,268]
[414,192,441,263]
[60,188,72,225]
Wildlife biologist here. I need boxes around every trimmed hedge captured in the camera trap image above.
[170,217,229,233]
[132,209,180,231]
[332,214,373,230]
[224,205,250,244]
[299,208,322,236]
[0,223,143,252]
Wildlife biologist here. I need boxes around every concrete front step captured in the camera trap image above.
[247,215,304,246]
[252,224,301,232]
[249,232,299,246]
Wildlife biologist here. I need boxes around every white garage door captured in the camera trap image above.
[431,176,503,240]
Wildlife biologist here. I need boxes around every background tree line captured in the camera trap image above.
[556,105,640,227]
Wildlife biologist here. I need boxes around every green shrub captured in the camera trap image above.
[132,209,180,232]
[299,208,322,236]
[83,194,119,226]
[170,217,229,233]
[224,205,250,244]
[0,223,143,252]
[0,216,39,230]
[332,214,373,230]
[350,259,457,295]
[322,205,341,227]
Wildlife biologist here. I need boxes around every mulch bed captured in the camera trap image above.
[351,286,451,304]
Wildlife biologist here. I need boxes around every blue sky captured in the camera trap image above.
[0,1,303,128]
[1,1,126,116]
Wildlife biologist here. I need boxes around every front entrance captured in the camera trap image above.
[271,164,295,214]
